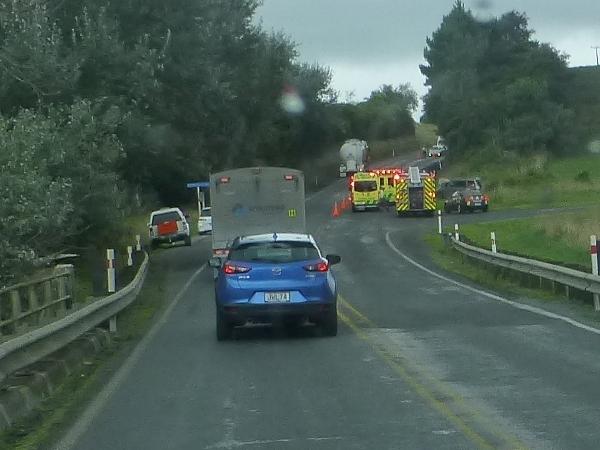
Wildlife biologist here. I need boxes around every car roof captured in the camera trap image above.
[235,233,316,245]
[150,207,182,216]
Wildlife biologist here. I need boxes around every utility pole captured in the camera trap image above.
[592,46,600,66]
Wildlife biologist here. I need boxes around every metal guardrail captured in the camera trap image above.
[0,252,149,382]
[450,237,600,294]
[0,265,75,337]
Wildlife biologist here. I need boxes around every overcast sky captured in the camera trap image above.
[256,0,600,107]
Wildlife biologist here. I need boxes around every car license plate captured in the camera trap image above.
[474,201,482,206]
[265,292,290,303]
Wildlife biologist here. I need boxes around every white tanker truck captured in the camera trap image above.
[339,139,369,177]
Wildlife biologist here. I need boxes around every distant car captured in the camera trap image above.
[197,206,212,234]
[427,144,447,158]
[209,233,341,340]
[440,178,489,213]
[148,207,192,249]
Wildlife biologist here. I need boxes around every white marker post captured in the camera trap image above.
[107,249,116,293]
[491,232,497,254]
[135,234,141,252]
[591,235,600,311]
[127,246,133,267]
[437,210,442,235]
[454,223,460,241]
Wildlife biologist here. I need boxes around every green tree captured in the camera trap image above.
[421,1,576,156]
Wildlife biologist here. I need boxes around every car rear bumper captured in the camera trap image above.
[218,302,335,324]
[152,233,188,243]
[353,203,379,210]
[466,203,488,210]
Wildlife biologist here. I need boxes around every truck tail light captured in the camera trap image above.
[219,176,230,184]
[223,264,251,275]
[304,261,329,272]
[284,174,295,181]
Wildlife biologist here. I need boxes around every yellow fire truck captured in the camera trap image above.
[395,167,437,216]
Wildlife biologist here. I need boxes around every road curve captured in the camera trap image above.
[55,159,600,450]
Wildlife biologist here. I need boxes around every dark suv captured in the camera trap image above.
[438,178,489,213]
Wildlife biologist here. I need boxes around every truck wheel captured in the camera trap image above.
[151,240,159,250]
[216,310,232,341]
[351,205,357,212]
[443,202,451,214]
[483,205,489,213]
[185,235,192,246]
[321,305,338,337]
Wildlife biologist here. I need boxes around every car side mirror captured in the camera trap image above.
[326,254,341,265]
[208,257,222,269]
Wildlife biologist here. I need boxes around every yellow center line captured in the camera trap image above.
[337,297,528,450]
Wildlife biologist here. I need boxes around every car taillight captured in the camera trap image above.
[304,261,329,272]
[223,264,251,275]
[483,195,490,202]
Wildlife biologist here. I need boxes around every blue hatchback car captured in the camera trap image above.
[209,233,341,340]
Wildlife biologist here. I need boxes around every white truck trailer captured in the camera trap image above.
[209,167,306,273]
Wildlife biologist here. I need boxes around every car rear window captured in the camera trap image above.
[229,241,320,263]
[152,211,181,224]
[354,180,378,192]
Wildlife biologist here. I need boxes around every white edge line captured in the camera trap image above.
[384,231,600,336]
[54,263,208,450]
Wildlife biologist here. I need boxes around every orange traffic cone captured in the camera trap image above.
[332,201,340,217]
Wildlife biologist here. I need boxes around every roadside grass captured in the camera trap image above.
[425,232,600,323]
[441,153,600,210]
[415,123,438,148]
[0,264,169,450]
[368,135,421,161]
[425,234,558,301]
[454,214,591,269]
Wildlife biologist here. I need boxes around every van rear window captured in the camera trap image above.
[354,181,378,192]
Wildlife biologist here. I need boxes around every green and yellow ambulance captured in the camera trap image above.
[350,172,381,212]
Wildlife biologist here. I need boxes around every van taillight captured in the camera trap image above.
[223,264,251,275]
[304,261,329,272]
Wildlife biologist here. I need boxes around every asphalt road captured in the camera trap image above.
[56,157,600,450]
